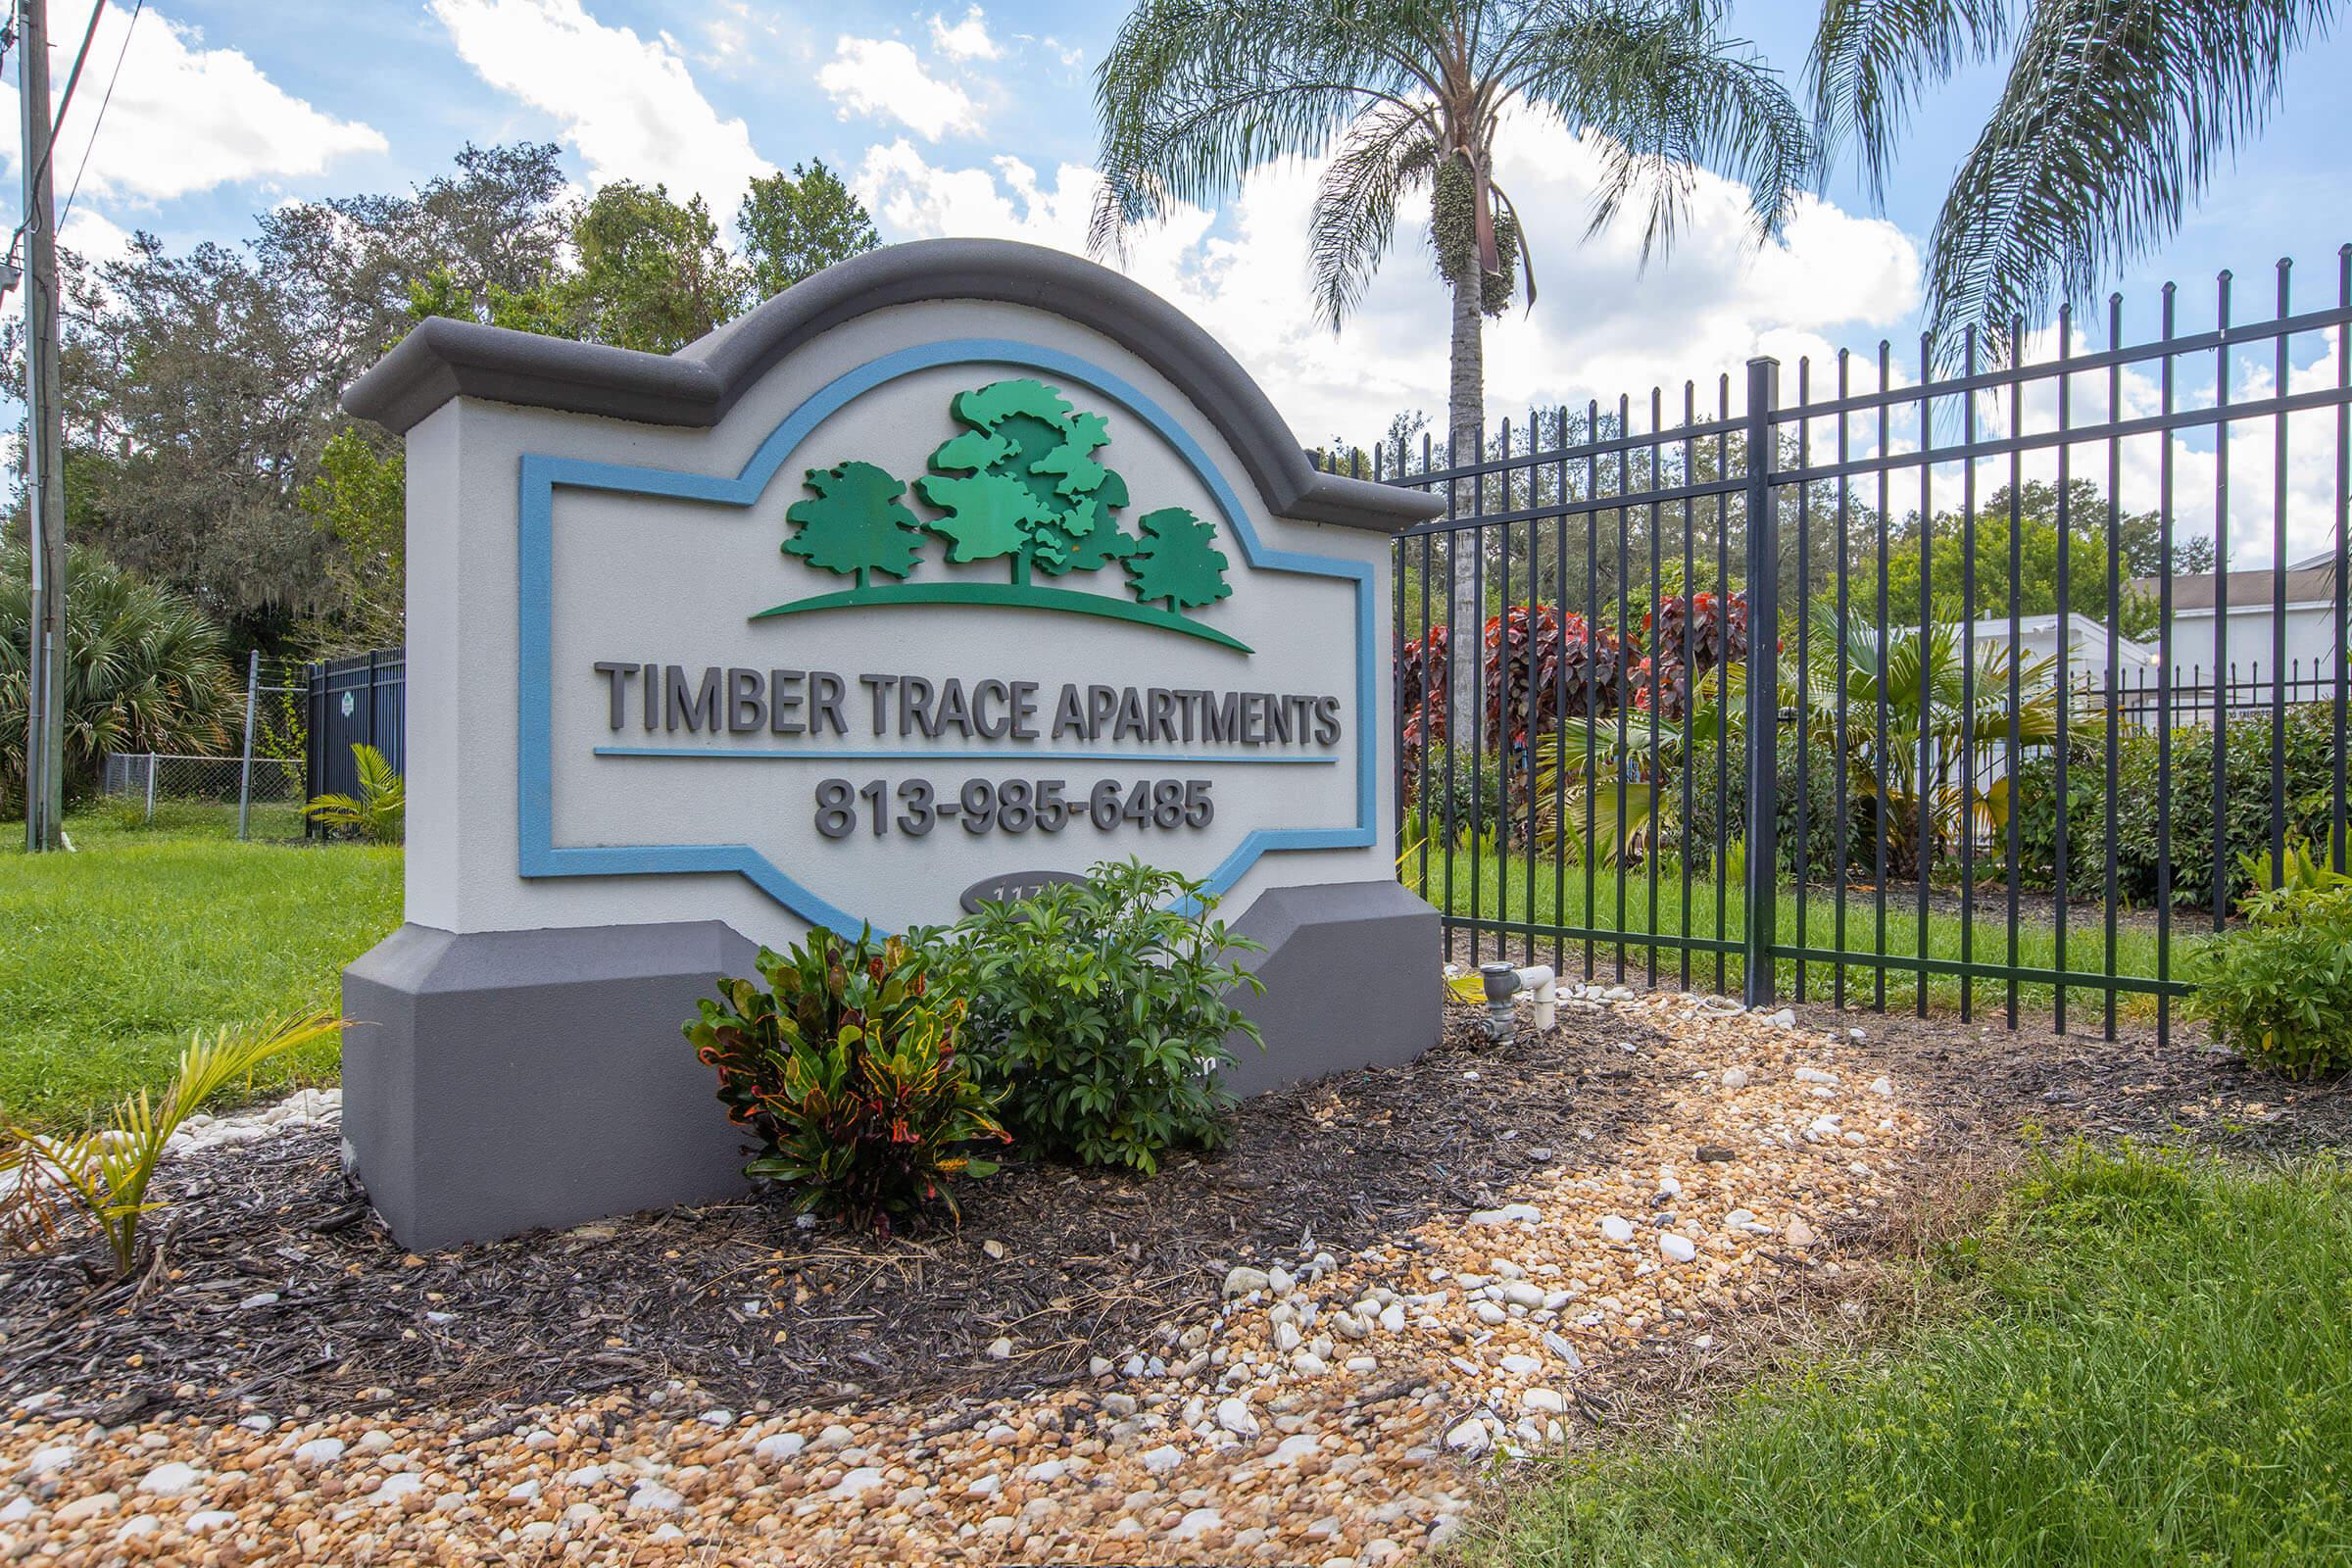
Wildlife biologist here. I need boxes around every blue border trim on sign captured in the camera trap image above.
[516,337,1376,932]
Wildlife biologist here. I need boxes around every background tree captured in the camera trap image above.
[1809,0,2338,350]
[299,429,407,649]
[784,463,928,588]
[739,161,883,298]
[565,181,744,354]
[1093,0,1809,718]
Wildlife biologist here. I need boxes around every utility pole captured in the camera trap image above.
[19,0,67,851]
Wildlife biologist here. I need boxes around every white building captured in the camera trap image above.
[1952,611,2162,699]
[2132,555,2345,704]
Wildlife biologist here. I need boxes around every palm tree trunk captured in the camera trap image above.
[1446,271,1485,744]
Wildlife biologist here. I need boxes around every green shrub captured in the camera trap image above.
[2187,879,2352,1079]
[684,929,1005,1233]
[2011,707,2340,909]
[915,858,1265,1173]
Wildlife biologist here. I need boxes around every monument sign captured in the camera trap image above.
[340,240,1442,1247]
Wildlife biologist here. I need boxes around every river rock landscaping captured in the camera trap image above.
[4,984,2347,1565]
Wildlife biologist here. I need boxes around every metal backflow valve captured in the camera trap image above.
[1478,962,1557,1044]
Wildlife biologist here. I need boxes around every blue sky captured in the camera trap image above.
[7,0,2352,449]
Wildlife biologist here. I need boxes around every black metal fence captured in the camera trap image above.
[1356,249,2352,1041]
[304,649,405,832]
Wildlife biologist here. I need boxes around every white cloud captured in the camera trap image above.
[928,6,1000,61]
[57,207,131,267]
[431,0,771,216]
[851,115,1921,445]
[819,36,982,141]
[0,1,384,205]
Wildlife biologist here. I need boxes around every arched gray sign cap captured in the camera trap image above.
[345,236,1444,533]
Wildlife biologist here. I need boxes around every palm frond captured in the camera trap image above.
[1807,0,2011,198]
[1309,102,1441,329]
[1090,0,1443,258]
[2,1012,342,1276]
[1510,0,1814,258]
[1926,0,2332,354]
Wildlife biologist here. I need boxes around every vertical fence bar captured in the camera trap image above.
[2006,318,2027,1031]
[1552,410,1570,977]
[2213,270,2232,933]
[143,752,156,824]
[1741,357,1781,1006]
[1616,397,1633,980]
[1494,421,1512,960]
[1585,400,1600,984]
[2272,260,2291,888]
[1715,377,1732,995]
[1443,432,1460,957]
[2158,284,2179,1046]
[237,649,260,841]
[2104,293,2123,1041]
[1681,381,1698,993]
[1469,420,1489,964]
[1646,387,1664,988]
[1875,342,1891,1012]
[1916,333,1935,1018]
[1834,351,1852,1010]
[2053,306,2074,1033]
[1523,415,1543,967]
[1793,359,1812,1003]
[1959,325,1980,1024]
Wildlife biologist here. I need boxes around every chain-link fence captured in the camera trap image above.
[99,753,308,838]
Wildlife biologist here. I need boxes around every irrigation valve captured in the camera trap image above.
[1478,962,1558,1045]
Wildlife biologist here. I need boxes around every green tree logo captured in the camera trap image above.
[758,379,1248,652]
[916,379,1135,583]
[783,461,926,589]
[1124,507,1232,612]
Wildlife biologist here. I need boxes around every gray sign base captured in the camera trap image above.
[341,921,759,1250]
[341,882,1441,1248]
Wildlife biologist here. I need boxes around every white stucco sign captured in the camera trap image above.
[338,240,1442,1247]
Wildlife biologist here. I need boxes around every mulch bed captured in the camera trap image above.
[0,1004,1665,1428]
[8,985,2346,1443]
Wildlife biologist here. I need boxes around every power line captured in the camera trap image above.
[57,0,139,232]
[7,0,111,263]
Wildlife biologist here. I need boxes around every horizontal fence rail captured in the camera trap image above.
[1353,248,2352,1041]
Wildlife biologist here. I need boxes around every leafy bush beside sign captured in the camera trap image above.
[916,858,1265,1174]
[685,930,1006,1233]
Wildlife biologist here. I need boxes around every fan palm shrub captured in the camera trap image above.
[0,542,241,815]
[1801,607,2066,880]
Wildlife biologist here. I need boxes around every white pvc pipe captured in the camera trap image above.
[1515,965,1557,1031]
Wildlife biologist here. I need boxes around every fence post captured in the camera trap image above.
[143,752,156,825]
[1741,357,1782,1008]
[237,650,260,841]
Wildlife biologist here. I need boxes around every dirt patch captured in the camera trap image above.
[0,1004,1663,1424]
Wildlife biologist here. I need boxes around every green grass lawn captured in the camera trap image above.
[0,812,400,1132]
[1479,1144,2352,1568]
[1409,847,2197,1020]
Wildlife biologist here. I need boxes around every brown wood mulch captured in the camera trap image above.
[6,988,2346,1440]
[0,1005,1665,1430]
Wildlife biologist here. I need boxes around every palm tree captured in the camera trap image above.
[1092,0,1811,719]
[1810,0,2337,350]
